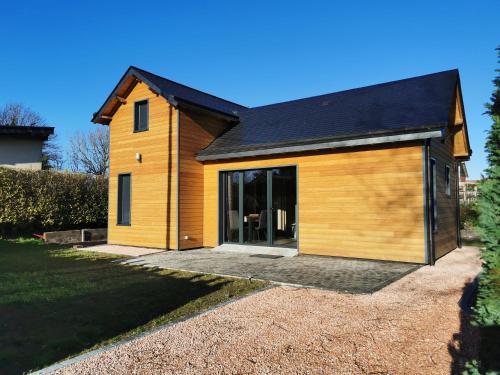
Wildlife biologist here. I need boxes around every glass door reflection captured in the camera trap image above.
[243,169,268,245]
[221,166,297,249]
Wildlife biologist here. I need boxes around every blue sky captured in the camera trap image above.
[0,0,498,178]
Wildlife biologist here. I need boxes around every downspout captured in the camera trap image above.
[166,95,181,251]
[176,108,180,251]
[456,161,462,248]
[423,139,435,265]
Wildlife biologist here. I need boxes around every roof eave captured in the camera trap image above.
[92,67,241,125]
[171,96,240,122]
[455,75,472,158]
[196,128,444,161]
[0,126,55,140]
[91,67,165,125]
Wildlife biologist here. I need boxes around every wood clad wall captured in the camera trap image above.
[178,111,230,249]
[203,143,426,263]
[108,81,177,249]
[430,131,459,259]
[452,86,470,158]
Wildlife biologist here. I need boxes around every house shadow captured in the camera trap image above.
[448,279,500,374]
[0,248,231,375]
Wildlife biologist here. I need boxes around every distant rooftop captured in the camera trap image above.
[0,126,54,140]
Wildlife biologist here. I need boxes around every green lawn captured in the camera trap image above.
[0,239,266,374]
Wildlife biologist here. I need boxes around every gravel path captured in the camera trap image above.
[54,247,481,375]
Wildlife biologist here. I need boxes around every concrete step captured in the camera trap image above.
[212,244,298,257]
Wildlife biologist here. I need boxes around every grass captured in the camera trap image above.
[0,239,267,374]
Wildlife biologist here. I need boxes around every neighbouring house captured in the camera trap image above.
[458,162,479,203]
[0,126,54,170]
[92,67,471,264]
[459,180,480,203]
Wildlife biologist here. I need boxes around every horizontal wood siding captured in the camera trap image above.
[108,82,177,249]
[178,111,229,249]
[430,131,458,259]
[203,144,426,263]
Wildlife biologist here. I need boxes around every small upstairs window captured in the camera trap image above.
[134,100,148,132]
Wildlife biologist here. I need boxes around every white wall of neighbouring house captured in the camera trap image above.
[0,137,44,170]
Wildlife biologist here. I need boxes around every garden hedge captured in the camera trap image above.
[0,167,107,237]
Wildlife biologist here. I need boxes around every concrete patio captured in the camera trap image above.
[120,248,420,293]
[81,244,166,257]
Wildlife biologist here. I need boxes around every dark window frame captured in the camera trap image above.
[134,99,149,132]
[445,164,451,197]
[117,173,131,225]
[219,165,298,248]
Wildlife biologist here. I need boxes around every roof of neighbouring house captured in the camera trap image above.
[0,125,54,140]
[198,69,460,160]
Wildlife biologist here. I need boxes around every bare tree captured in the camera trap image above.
[0,102,63,170]
[68,127,109,175]
[42,133,64,170]
[0,103,46,127]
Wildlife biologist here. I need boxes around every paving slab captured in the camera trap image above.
[122,248,420,293]
[80,244,166,257]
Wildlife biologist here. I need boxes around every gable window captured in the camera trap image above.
[134,100,148,132]
[445,165,451,197]
[117,174,131,225]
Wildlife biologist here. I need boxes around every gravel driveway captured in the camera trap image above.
[53,247,481,375]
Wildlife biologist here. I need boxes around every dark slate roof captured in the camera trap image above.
[198,69,458,158]
[130,67,247,117]
[0,125,54,140]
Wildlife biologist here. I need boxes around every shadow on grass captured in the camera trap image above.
[448,279,500,374]
[0,240,258,374]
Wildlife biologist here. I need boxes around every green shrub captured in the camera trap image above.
[469,46,500,373]
[0,167,107,237]
[460,201,480,229]
[475,173,500,327]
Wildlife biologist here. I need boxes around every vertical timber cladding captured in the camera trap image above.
[108,81,178,249]
[430,130,459,259]
[204,143,427,263]
[178,110,233,249]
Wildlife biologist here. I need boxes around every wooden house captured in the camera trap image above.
[92,67,470,264]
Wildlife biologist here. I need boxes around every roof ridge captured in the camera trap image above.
[130,66,248,109]
[246,69,459,110]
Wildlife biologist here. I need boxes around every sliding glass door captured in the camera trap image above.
[222,171,240,243]
[271,168,297,248]
[221,166,296,248]
[242,169,267,244]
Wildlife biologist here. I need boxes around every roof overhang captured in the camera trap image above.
[92,67,240,125]
[450,78,472,160]
[0,126,54,141]
[196,128,444,161]
[168,96,240,122]
[92,67,162,125]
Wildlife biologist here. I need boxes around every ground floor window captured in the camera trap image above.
[117,174,131,225]
[221,166,297,248]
